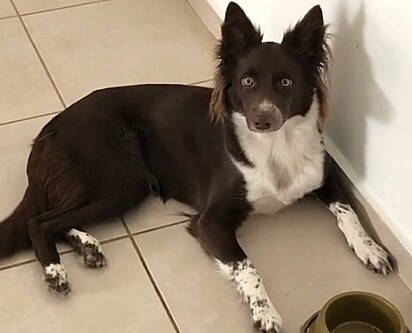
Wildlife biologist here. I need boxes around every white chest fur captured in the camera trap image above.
[231,96,325,215]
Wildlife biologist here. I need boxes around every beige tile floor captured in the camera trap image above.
[0,0,411,332]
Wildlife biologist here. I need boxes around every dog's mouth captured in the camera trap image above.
[247,123,283,133]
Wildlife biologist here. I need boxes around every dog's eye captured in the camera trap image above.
[280,78,293,88]
[241,76,255,88]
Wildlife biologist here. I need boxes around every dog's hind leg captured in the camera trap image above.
[66,228,106,268]
[28,190,147,296]
[27,210,72,297]
[315,154,393,274]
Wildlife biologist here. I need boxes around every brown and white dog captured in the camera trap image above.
[0,3,392,332]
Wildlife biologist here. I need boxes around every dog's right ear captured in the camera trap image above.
[220,2,262,61]
[210,2,262,121]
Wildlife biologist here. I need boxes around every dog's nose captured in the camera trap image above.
[253,118,272,131]
[246,101,283,132]
[249,112,282,132]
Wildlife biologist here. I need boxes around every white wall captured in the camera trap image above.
[207,0,412,256]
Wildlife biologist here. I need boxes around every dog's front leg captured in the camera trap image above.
[316,154,393,274]
[196,211,283,333]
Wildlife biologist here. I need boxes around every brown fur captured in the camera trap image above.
[29,135,87,212]
[209,60,227,122]
[315,32,332,129]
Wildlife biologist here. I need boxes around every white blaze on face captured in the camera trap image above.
[258,100,277,112]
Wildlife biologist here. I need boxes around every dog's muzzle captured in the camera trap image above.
[247,103,283,133]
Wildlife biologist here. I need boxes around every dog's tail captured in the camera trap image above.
[0,186,38,258]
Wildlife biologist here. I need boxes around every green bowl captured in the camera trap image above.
[301,291,409,333]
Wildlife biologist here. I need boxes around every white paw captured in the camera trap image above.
[66,229,106,268]
[329,202,394,275]
[84,249,106,268]
[44,263,71,297]
[216,259,283,333]
[251,299,283,333]
[353,237,393,275]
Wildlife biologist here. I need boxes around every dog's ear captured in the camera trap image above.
[220,2,262,60]
[282,5,326,67]
[282,5,331,128]
[210,2,262,121]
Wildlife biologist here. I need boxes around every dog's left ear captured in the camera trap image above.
[210,2,262,121]
[282,5,326,67]
[282,5,330,128]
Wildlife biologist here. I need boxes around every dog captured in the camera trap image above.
[0,3,393,332]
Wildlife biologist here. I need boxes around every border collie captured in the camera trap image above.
[0,3,393,332]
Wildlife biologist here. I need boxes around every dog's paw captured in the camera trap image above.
[330,202,393,275]
[251,300,283,333]
[353,237,393,275]
[66,229,106,269]
[83,244,106,268]
[44,263,71,297]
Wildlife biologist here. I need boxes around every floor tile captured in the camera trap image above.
[136,198,412,333]
[136,224,253,333]
[125,196,195,234]
[0,239,176,333]
[23,0,216,105]
[0,1,15,18]
[14,0,104,14]
[0,18,62,123]
[0,250,34,270]
[0,116,127,268]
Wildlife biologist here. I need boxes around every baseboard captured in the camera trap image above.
[188,0,412,291]
[325,135,412,290]
[186,0,221,39]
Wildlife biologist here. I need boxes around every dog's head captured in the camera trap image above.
[210,2,330,132]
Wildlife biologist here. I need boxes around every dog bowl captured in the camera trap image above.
[301,291,409,333]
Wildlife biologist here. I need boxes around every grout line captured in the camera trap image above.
[100,234,129,245]
[0,78,213,127]
[0,15,17,20]
[0,247,76,272]
[0,214,187,272]
[0,234,129,272]
[121,217,181,333]
[0,73,213,127]
[132,220,188,236]
[20,0,112,18]
[0,258,37,271]
[10,0,67,109]
[0,110,60,127]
